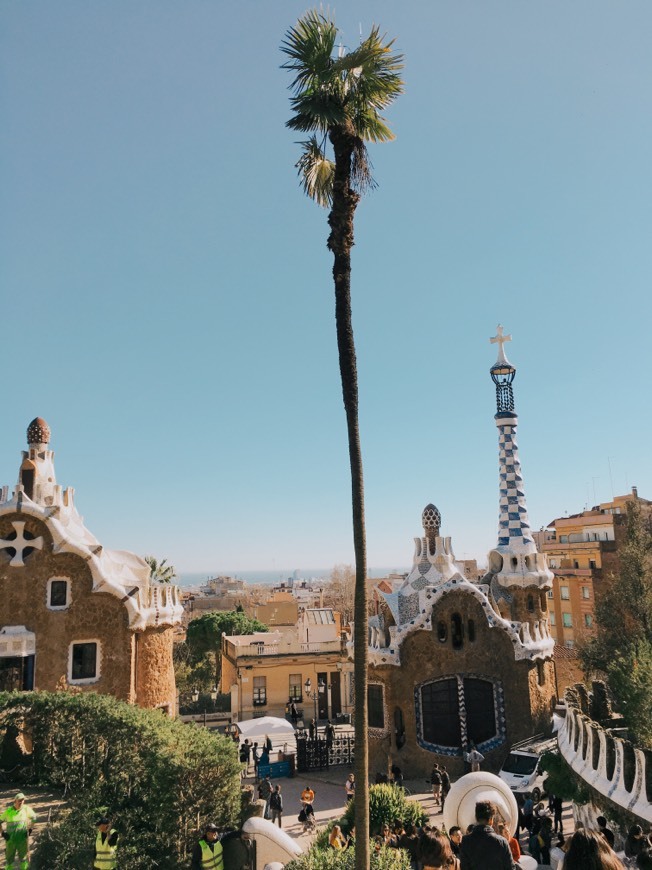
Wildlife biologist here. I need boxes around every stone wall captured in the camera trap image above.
[558,683,652,824]
[135,627,177,713]
[369,589,555,778]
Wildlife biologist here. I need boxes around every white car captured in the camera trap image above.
[498,735,557,800]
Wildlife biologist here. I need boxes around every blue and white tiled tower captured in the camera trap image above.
[487,326,553,602]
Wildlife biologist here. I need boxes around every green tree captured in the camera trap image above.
[281,12,402,867]
[144,555,176,583]
[186,611,268,689]
[580,501,652,747]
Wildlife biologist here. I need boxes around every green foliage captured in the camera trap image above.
[281,8,404,206]
[606,640,652,747]
[540,750,589,804]
[580,502,652,747]
[342,784,426,835]
[0,691,241,869]
[144,555,176,583]
[286,843,410,870]
[185,610,268,688]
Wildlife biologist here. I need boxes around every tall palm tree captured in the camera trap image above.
[282,12,403,867]
[144,555,177,584]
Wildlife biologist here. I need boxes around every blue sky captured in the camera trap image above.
[2,1,651,574]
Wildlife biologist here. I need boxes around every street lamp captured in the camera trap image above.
[304,678,329,727]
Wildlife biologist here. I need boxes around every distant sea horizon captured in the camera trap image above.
[176,567,410,588]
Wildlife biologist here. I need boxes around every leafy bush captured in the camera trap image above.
[286,843,411,870]
[0,691,241,868]
[540,750,589,804]
[342,784,426,835]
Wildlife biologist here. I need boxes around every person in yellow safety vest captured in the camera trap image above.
[0,792,36,870]
[191,823,224,870]
[93,816,119,869]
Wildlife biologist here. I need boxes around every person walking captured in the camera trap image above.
[290,702,299,726]
[550,794,563,834]
[93,816,119,870]
[309,719,317,741]
[325,720,335,748]
[440,766,451,805]
[191,823,224,870]
[1,792,36,870]
[258,776,273,819]
[459,800,516,869]
[269,785,283,828]
[345,774,355,801]
[431,763,442,806]
[252,742,260,779]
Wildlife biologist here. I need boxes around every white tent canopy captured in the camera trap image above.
[234,716,296,742]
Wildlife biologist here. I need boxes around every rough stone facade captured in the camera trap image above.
[0,419,183,714]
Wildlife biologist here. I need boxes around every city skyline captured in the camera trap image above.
[3,2,651,571]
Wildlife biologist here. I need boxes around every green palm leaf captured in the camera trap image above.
[295,137,335,208]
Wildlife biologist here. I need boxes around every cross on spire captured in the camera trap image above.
[0,521,43,567]
[490,324,512,364]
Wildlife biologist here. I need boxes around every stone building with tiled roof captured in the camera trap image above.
[0,419,183,713]
[363,329,557,777]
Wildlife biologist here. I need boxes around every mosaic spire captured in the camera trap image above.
[489,326,535,553]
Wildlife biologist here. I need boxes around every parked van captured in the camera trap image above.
[498,735,557,800]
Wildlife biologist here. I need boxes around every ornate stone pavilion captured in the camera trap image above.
[366,329,556,776]
[0,418,183,713]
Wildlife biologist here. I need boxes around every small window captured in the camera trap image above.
[451,614,464,650]
[253,676,266,706]
[584,614,593,627]
[437,621,448,643]
[537,661,545,686]
[560,535,568,543]
[589,560,596,570]
[549,612,556,626]
[467,619,475,642]
[547,589,554,599]
[582,587,590,599]
[70,642,99,682]
[47,578,70,610]
[573,561,579,569]
[527,595,535,613]
[289,673,302,701]
[560,587,570,600]
[562,612,572,628]
[368,684,384,729]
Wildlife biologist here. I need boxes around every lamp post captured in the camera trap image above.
[304,678,330,728]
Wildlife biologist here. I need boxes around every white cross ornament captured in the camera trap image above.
[0,521,44,567]
[490,324,512,364]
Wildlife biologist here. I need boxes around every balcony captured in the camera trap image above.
[232,643,280,657]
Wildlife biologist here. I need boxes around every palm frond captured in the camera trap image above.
[351,139,377,196]
[352,110,395,144]
[281,9,338,94]
[287,92,348,130]
[296,136,335,208]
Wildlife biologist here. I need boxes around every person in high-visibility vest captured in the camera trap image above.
[93,816,118,869]
[0,792,36,870]
[191,823,224,870]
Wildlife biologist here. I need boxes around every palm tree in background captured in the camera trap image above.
[281,11,403,867]
[145,556,177,584]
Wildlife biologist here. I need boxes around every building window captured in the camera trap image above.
[562,613,572,628]
[560,535,568,543]
[47,577,70,610]
[437,621,448,643]
[527,595,535,613]
[420,676,500,751]
[467,619,476,642]
[289,674,302,701]
[589,560,596,570]
[584,614,593,628]
[253,676,267,706]
[69,642,99,683]
[451,614,464,650]
[582,586,590,599]
[549,612,556,626]
[560,587,570,600]
[547,589,554,599]
[368,684,384,729]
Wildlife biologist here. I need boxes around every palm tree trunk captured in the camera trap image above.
[328,125,369,870]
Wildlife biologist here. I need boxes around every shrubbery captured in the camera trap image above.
[342,784,427,835]
[0,691,241,869]
[286,842,411,870]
